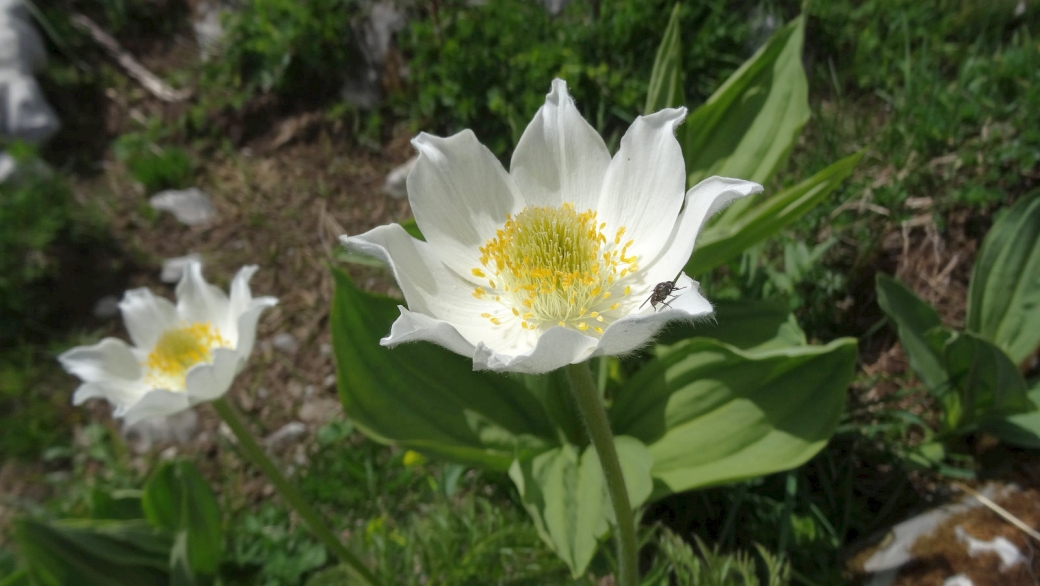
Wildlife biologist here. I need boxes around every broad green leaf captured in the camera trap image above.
[644,3,684,115]
[966,195,1040,365]
[610,338,855,498]
[658,298,806,351]
[987,385,1040,449]
[13,518,172,586]
[331,267,555,471]
[141,460,223,576]
[682,16,809,187]
[90,489,144,521]
[508,437,654,578]
[685,151,862,277]
[875,273,949,394]
[941,331,1032,432]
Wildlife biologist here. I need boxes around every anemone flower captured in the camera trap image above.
[59,261,276,425]
[342,79,762,374]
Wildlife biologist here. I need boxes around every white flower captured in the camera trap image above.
[59,261,277,424]
[342,79,762,374]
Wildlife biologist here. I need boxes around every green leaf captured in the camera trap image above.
[330,267,555,471]
[658,298,806,351]
[682,16,809,187]
[966,194,1040,365]
[875,273,949,394]
[644,3,684,115]
[508,437,653,578]
[610,338,855,498]
[941,331,1032,432]
[685,151,862,277]
[987,385,1040,449]
[13,518,172,586]
[141,460,224,576]
[90,489,144,521]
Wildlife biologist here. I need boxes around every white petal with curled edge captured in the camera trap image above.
[408,131,524,277]
[342,224,499,344]
[511,79,611,211]
[233,299,278,369]
[474,326,599,374]
[119,289,178,349]
[597,107,688,263]
[383,306,478,358]
[176,261,230,325]
[594,275,712,357]
[185,348,240,402]
[119,389,192,426]
[642,176,764,281]
[59,337,142,384]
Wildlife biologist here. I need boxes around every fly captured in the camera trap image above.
[639,276,684,312]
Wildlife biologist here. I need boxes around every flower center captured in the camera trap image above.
[472,203,637,334]
[144,322,229,391]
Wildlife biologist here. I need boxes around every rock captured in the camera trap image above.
[161,253,203,283]
[0,1,45,73]
[955,526,1024,570]
[150,188,216,226]
[541,0,571,15]
[187,0,232,60]
[943,576,973,586]
[298,398,340,424]
[122,409,199,454]
[264,421,307,453]
[271,332,299,355]
[92,294,120,319]
[341,0,406,109]
[0,70,59,143]
[383,155,416,199]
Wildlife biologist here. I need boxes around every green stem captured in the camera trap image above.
[565,362,638,586]
[212,398,380,586]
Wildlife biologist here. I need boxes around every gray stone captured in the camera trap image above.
[271,332,299,355]
[264,421,307,453]
[189,0,231,60]
[161,253,203,283]
[0,70,59,143]
[92,295,120,320]
[150,188,216,226]
[0,2,45,73]
[383,155,416,199]
[122,409,199,454]
[341,1,406,109]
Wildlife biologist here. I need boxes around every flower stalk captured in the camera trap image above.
[211,398,380,586]
[565,362,638,586]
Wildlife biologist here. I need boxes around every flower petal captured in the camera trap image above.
[473,326,599,374]
[118,389,192,426]
[59,337,142,383]
[184,347,239,402]
[342,224,499,344]
[233,298,277,365]
[119,288,178,349]
[408,130,524,276]
[597,107,688,263]
[642,176,764,282]
[511,79,610,210]
[176,261,230,326]
[595,274,712,356]
[382,306,478,358]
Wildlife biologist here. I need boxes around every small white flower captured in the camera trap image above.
[342,79,762,374]
[59,261,277,425]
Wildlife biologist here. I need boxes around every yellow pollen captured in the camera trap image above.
[471,203,639,335]
[144,322,228,391]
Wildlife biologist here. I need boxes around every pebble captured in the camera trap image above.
[92,294,120,319]
[161,253,202,283]
[271,332,299,355]
[149,188,216,226]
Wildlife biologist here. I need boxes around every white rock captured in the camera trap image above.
[955,526,1024,570]
[271,332,299,355]
[161,253,203,283]
[341,0,406,109]
[122,409,199,454]
[0,5,45,73]
[264,421,307,453]
[942,575,974,586]
[0,70,59,143]
[92,295,120,319]
[383,155,416,199]
[189,0,229,60]
[150,188,216,226]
